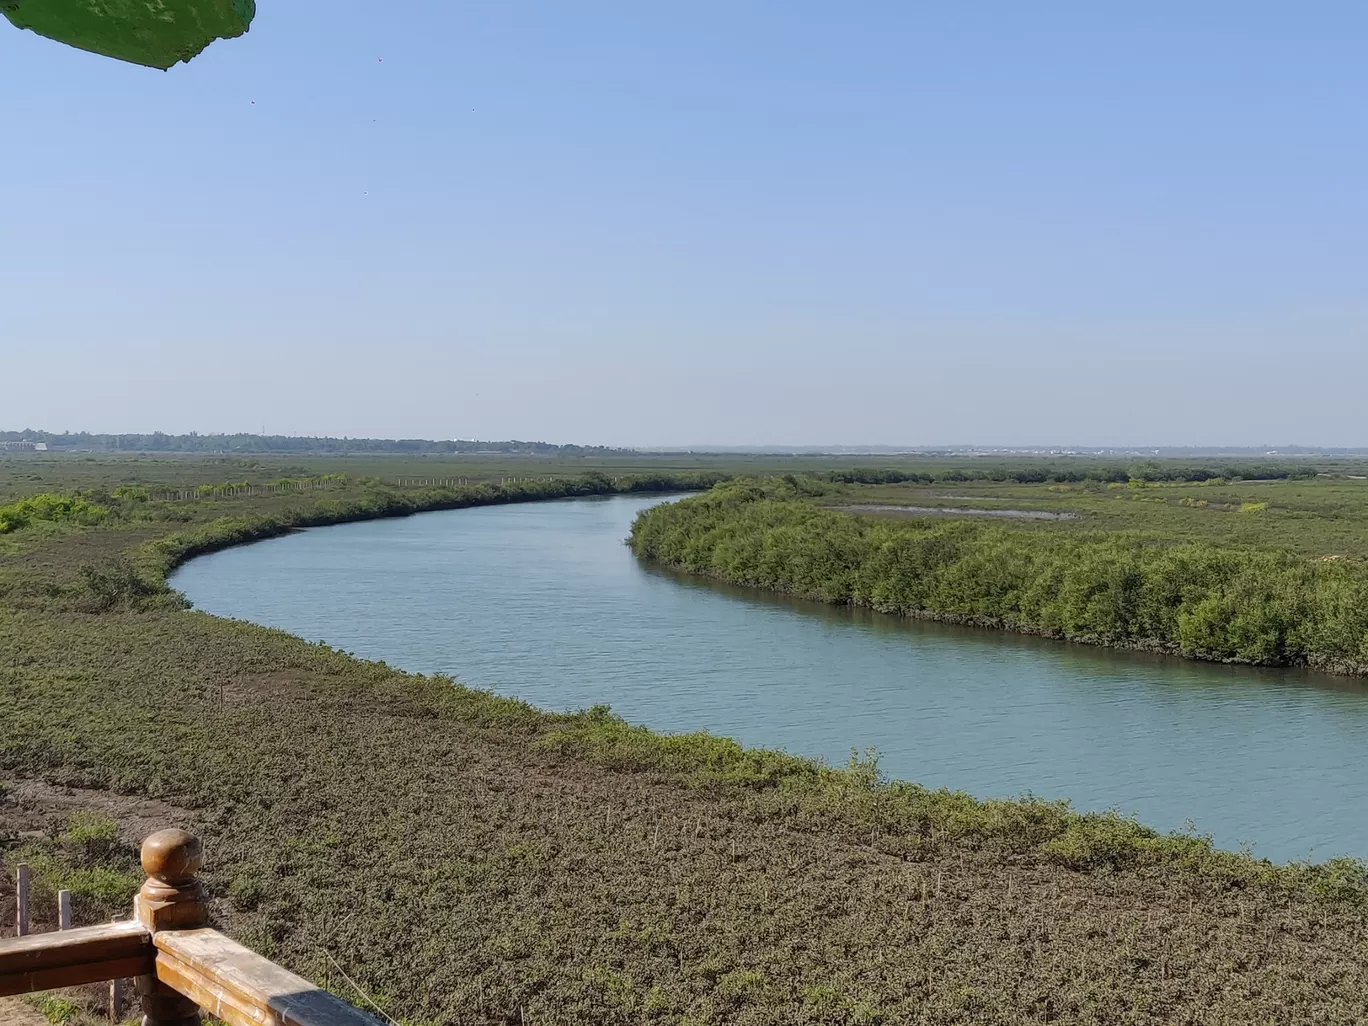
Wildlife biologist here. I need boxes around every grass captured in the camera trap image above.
[1,811,142,926]
[4,452,1368,1023]
[819,474,1368,558]
[0,452,964,504]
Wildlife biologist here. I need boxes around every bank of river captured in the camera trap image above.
[171,494,1368,862]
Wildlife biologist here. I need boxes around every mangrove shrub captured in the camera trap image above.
[629,479,1368,673]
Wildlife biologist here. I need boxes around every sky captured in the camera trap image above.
[3,3,1365,447]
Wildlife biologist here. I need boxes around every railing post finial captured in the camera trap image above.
[135,829,208,933]
[134,830,207,1026]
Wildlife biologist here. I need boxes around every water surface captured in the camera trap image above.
[171,494,1368,862]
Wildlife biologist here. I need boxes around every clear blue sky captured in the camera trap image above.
[4,3,1364,446]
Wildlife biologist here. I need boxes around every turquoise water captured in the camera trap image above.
[171,493,1368,862]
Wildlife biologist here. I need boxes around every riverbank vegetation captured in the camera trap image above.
[631,475,1368,674]
[6,453,1368,1023]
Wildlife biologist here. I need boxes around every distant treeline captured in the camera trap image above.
[823,462,1321,485]
[0,430,622,455]
[630,478,1368,675]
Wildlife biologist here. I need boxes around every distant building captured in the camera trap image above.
[0,440,47,452]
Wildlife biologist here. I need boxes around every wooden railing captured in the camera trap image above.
[0,830,382,1026]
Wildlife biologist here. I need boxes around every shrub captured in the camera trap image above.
[630,480,1368,672]
[228,873,268,912]
[0,494,109,533]
[79,559,168,611]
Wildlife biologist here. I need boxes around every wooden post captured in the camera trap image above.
[110,977,125,1021]
[134,830,208,1026]
[58,891,72,931]
[15,864,29,937]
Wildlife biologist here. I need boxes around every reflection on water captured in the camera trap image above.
[171,494,1368,862]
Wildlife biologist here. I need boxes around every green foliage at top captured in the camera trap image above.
[1,0,255,70]
[0,492,108,533]
[630,478,1368,673]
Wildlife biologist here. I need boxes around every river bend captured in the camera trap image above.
[171,494,1368,862]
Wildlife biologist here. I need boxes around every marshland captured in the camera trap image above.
[6,452,1368,1024]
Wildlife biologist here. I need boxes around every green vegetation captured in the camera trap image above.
[2,812,141,927]
[4,452,1368,1023]
[30,996,83,1025]
[820,459,1322,485]
[0,450,947,504]
[0,493,108,534]
[631,475,1368,674]
[1,0,254,70]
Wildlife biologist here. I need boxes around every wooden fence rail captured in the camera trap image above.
[0,830,380,1026]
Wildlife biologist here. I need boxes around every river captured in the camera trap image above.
[170,493,1368,862]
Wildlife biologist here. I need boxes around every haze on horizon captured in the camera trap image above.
[4,3,1365,448]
